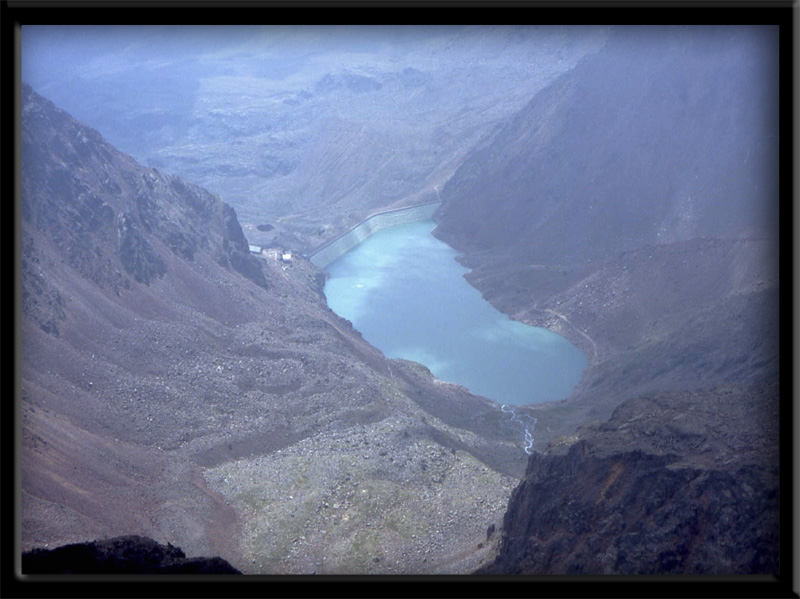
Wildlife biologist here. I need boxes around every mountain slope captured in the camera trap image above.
[19,84,531,574]
[433,25,780,442]
[429,26,780,575]
[19,23,783,577]
[435,25,778,264]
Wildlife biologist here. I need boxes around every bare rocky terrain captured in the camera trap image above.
[478,384,780,575]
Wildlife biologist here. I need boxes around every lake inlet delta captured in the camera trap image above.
[324,221,587,406]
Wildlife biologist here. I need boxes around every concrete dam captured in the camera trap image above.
[309,201,441,268]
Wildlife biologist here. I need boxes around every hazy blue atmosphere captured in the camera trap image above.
[324,221,588,405]
[20,24,608,236]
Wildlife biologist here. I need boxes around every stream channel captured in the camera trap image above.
[323,220,587,406]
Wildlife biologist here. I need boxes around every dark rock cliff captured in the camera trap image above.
[477,384,779,574]
[22,536,242,574]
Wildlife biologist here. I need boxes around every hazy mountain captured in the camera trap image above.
[435,26,778,263]
[431,25,780,574]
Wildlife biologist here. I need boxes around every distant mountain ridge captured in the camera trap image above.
[22,25,609,247]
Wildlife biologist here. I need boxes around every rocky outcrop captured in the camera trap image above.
[21,83,268,295]
[116,212,167,284]
[22,536,241,574]
[478,384,779,575]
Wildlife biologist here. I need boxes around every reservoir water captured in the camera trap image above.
[323,220,587,406]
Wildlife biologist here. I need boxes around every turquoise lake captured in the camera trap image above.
[323,220,588,406]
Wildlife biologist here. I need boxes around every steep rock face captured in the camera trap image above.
[22,536,242,574]
[478,384,779,574]
[116,212,167,284]
[21,83,266,295]
[19,85,529,575]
